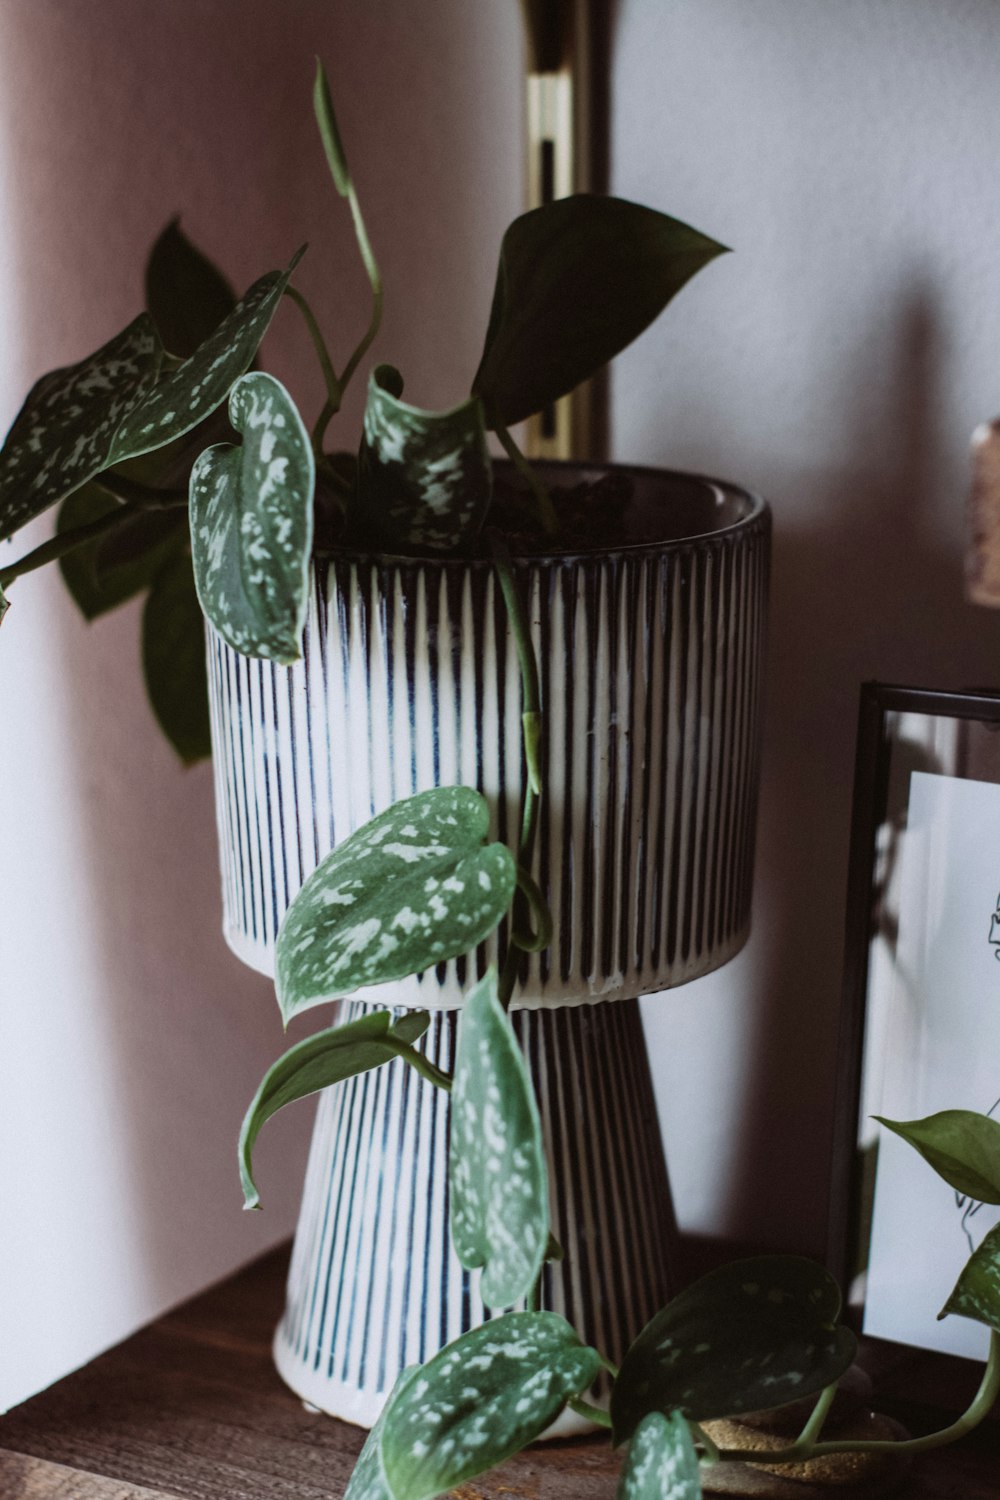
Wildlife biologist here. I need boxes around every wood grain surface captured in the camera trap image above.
[0,1243,997,1499]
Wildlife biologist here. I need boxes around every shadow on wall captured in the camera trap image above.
[721,279,1000,1253]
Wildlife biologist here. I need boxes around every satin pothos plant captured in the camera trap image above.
[3,64,999,1499]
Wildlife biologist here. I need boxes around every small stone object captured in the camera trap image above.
[967,420,1000,607]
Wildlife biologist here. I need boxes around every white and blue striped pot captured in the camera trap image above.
[206,463,770,1429]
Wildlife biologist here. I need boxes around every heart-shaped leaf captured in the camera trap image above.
[353,364,492,553]
[876,1111,1000,1205]
[275,787,516,1024]
[450,969,548,1308]
[471,195,727,427]
[610,1256,857,1444]
[239,1009,430,1209]
[0,313,163,542]
[142,550,212,765]
[380,1312,602,1500]
[109,248,304,464]
[57,484,187,620]
[189,371,315,661]
[618,1411,701,1500]
[940,1222,1000,1332]
[145,217,237,359]
[344,1367,420,1500]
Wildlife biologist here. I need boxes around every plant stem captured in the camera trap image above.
[0,502,142,589]
[512,864,553,953]
[568,1397,612,1430]
[284,287,342,432]
[385,1038,453,1093]
[493,420,558,536]
[795,1382,838,1448]
[689,1420,721,1465]
[337,181,383,401]
[599,1353,620,1380]
[718,1332,1000,1466]
[93,472,188,508]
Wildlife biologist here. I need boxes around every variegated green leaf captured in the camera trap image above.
[189,372,314,662]
[610,1256,857,1443]
[145,217,237,359]
[0,313,163,542]
[877,1111,1000,1205]
[275,787,516,1025]
[940,1222,1000,1332]
[142,550,211,765]
[618,1412,701,1500]
[239,1009,430,1209]
[57,483,187,620]
[109,248,305,464]
[344,1367,419,1500]
[353,365,492,553]
[450,970,548,1308]
[380,1313,602,1500]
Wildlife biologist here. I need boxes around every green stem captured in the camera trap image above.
[384,1038,453,1093]
[284,287,342,435]
[599,1353,620,1380]
[689,1420,721,1466]
[795,1382,838,1448]
[512,865,553,953]
[718,1332,1000,1467]
[493,420,558,536]
[337,181,383,400]
[0,501,143,589]
[568,1397,612,1430]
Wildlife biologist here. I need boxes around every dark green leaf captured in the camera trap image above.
[876,1111,1000,1205]
[0,579,8,625]
[142,550,211,764]
[275,787,516,1024]
[380,1312,602,1500]
[189,371,314,662]
[57,484,187,620]
[109,248,305,464]
[145,218,237,359]
[618,1411,701,1500]
[239,1010,430,1209]
[940,1223,1000,1332]
[450,970,548,1308]
[471,195,727,427]
[344,1367,419,1500]
[610,1256,856,1443]
[314,57,351,197]
[0,313,163,541]
[353,366,492,554]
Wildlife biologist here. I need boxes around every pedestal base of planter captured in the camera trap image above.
[271,995,677,1433]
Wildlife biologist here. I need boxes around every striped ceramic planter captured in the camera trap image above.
[206,463,770,1426]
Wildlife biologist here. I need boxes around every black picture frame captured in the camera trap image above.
[828,681,1000,1349]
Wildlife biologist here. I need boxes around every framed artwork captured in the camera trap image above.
[828,682,1000,1359]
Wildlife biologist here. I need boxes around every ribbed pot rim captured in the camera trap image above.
[317,460,769,569]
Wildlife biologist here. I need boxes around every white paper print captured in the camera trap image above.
[865,771,1000,1360]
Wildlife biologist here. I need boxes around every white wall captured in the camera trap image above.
[0,1,521,1412]
[6,0,1000,1415]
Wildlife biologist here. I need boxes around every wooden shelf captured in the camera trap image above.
[1,1242,997,1498]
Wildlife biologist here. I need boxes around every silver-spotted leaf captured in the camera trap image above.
[940,1222,1000,1332]
[353,366,492,553]
[610,1256,857,1443]
[109,249,305,464]
[450,970,548,1308]
[380,1312,602,1500]
[877,1111,1000,1205]
[275,787,516,1024]
[618,1412,701,1500]
[471,195,727,427]
[189,371,314,662]
[239,1010,430,1209]
[344,1366,420,1500]
[0,313,163,541]
[142,550,211,765]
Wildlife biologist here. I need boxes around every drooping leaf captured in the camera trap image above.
[940,1222,1000,1333]
[379,1312,602,1500]
[189,371,315,662]
[0,313,163,542]
[145,218,237,358]
[471,195,727,427]
[876,1111,1000,1205]
[618,1411,701,1500]
[239,1009,430,1209]
[344,1366,420,1500]
[314,57,352,197]
[450,969,548,1308]
[610,1256,857,1444]
[109,248,305,464]
[57,483,187,620]
[142,550,211,764]
[0,579,8,625]
[353,365,492,553]
[275,787,516,1025]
